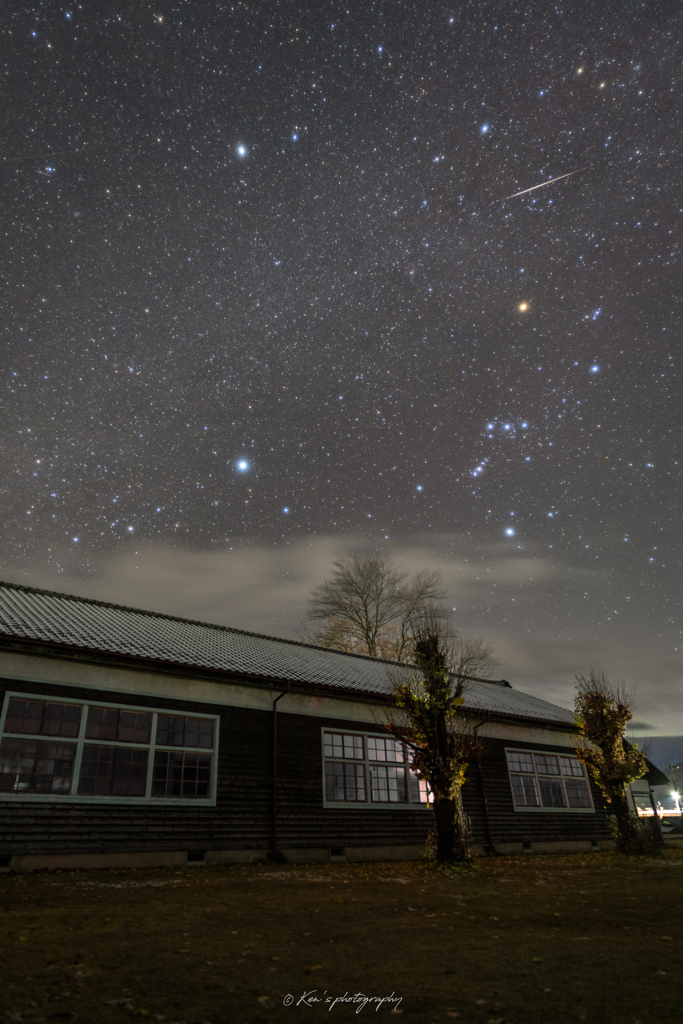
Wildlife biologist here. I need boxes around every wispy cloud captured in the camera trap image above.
[5,533,682,734]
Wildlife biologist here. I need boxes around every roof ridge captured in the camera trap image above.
[0,578,507,687]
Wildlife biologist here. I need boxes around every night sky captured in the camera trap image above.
[3,2,682,745]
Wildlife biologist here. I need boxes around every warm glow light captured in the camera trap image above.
[518,302,529,312]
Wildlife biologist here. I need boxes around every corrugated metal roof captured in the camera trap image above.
[0,581,573,727]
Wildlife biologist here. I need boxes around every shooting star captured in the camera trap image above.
[503,167,588,200]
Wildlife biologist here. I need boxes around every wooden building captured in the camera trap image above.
[0,581,619,871]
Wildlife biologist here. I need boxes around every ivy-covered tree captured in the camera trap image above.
[574,672,649,854]
[387,615,496,863]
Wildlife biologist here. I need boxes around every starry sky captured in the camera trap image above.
[3,2,682,749]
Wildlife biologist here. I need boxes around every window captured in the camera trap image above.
[322,729,430,808]
[506,749,593,812]
[369,765,407,803]
[152,750,212,798]
[78,745,148,797]
[0,693,218,804]
[0,739,75,794]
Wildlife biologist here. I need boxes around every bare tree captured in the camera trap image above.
[386,612,497,863]
[302,554,444,661]
[574,672,650,854]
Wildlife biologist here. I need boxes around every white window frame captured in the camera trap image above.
[321,728,431,810]
[0,692,219,806]
[505,747,595,814]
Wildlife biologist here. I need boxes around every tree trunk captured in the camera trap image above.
[610,787,641,853]
[432,789,472,863]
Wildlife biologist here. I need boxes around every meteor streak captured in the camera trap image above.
[503,167,588,200]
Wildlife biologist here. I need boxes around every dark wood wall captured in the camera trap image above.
[0,675,611,857]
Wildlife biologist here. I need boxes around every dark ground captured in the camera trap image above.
[2,849,682,1024]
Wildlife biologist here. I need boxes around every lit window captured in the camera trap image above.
[322,730,430,808]
[325,762,366,802]
[369,765,407,803]
[0,694,217,804]
[506,749,593,812]
[323,732,364,760]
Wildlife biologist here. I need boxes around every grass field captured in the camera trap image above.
[2,849,682,1024]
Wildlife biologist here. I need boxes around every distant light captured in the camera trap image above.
[591,365,599,373]
[487,423,494,429]
[127,526,134,532]
[481,124,489,134]
[72,537,79,543]
[292,134,298,141]
[518,302,529,312]
[237,460,249,471]
[521,422,528,428]
[505,528,515,536]
[237,145,247,157]
[416,485,423,491]
[504,424,511,430]
[283,507,289,514]
[378,45,383,52]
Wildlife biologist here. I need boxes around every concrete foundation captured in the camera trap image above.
[0,838,615,872]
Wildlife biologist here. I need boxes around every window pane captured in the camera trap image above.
[4,699,45,735]
[42,703,81,738]
[367,736,404,763]
[0,737,75,794]
[118,711,152,744]
[324,762,365,802]
[4,700,81,738]
[409,771,431,804]
[506,751,534,774]
[539,777,567,807]
[325,762,345,801]
[156,716,186,746]
[560,756,585,778]
[565,779,592,808]
[343,734,363,759]
[369,765,407,803]
[183,718,214,749]
[85,707,119,741]
[151,750,212,798]
[323,733,338,758]
[535,755,560,776]
[323,732,362,760]
[511,774,539,807]
[78,745,148,797]
[156,716,213,749]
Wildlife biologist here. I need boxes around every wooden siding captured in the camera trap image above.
[0,676,611,856]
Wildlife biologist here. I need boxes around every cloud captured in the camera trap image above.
[6,532,683,734]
